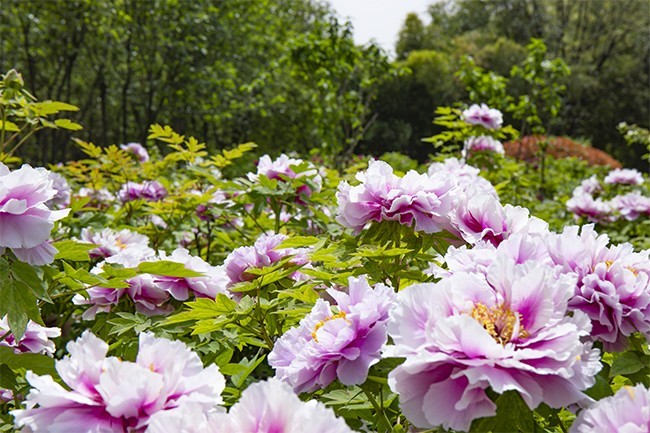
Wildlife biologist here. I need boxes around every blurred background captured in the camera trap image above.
[0,0,648,168]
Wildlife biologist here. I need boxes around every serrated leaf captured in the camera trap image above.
[31,101,79,114]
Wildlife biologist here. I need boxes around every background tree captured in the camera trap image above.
[368,0,649,168]
[0,0,396,165]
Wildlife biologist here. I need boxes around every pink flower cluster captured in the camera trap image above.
[567,169,649,223]
[546,225,650,351]
[336,159,457,234]
[461,103,503,130]
[118,180,167,202]
[337,158,546,247]
[12,331,225,432]
[0,316,60,355]
[570,384,650,433]
[0,163,70,265]
[269,276,395,393]
[384,257,600,431]
[223,233,309,288]
[74,247,230,319]
[434,224,650,352]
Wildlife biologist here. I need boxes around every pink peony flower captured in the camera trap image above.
[248,154,323,198]
[604,168,644,185]
[155,248,230,300]
[336,159,458,234]
[461,104,503,130]
[575,175,602,195]
[72,247,168,319]
[546,225,650,351]
[120,142,150,163]
[118,180,167,202]
[427,157,497,198]
[569,384,650,433]
[12,331,225,432]
[0,316,60,355]
[219,378,355,433]
[0,163,70,265]
[451,192,548,246]
[463,135,504,155]
[224,233,309,288]
[146,380,357,433]
[39,170,71,209]
[80,227,152,259]
[269,275,395,393]
[384,258,600,432]
[566,191,617,223]
[611,191,650,221]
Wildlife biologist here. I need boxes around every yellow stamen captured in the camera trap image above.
[311,311,348,343]
[471,303,528,345]
[115,239,128,250]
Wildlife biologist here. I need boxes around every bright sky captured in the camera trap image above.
[327,0,432,56]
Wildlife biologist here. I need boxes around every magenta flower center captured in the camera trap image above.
[471,303,529,345]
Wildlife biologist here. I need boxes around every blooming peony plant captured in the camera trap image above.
[336,159,457,234]
[269,275,395,393]
[12,331,225,432]
[384,258,601,431]
[0,163,70,265]
[461,103,503,130]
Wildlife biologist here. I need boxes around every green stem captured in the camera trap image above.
[362,388,392,433]
[0,105,7,151]
[7,127,40,156]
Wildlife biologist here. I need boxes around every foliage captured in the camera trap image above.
[0,0,395,166]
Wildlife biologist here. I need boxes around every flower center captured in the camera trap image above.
[471,303,528,345]
[115,239,128,250]
[311,311,348,343]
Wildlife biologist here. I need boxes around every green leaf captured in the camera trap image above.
[137,261,204,278]
[0,278,42,340]
[277,236,321,249]
[470,391,536,433]
[0,120,20,132]
[10,261,50,302]
[166,294,237,325]
[0,346,57,377]
[610,351,646,377]
[227,354,266,388]
[31,101,79,114]
[54,118,83,131]
[0,364,17,390]
[53,240,95,261]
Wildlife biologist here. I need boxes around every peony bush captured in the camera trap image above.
[1,73,649,433]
